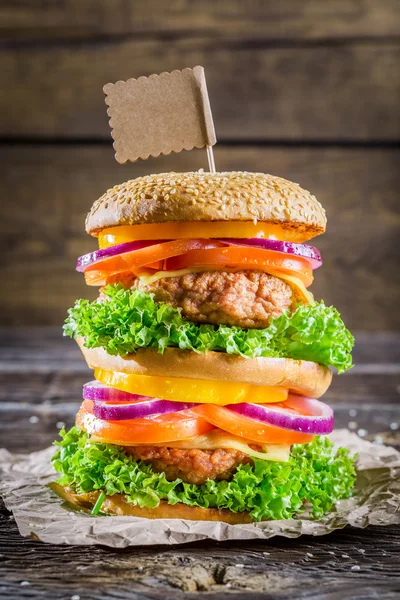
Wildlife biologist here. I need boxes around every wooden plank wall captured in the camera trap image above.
[0,1,399,329]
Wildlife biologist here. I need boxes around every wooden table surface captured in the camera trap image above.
[1,329,400,600]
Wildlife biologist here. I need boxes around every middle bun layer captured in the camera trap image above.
[77,339,332,398]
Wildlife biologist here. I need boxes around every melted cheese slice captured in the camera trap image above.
[90,430,291,462]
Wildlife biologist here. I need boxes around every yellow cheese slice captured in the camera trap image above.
[90,429,291,462]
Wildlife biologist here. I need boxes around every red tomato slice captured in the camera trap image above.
[84,239,224,286]
[77,400,214,443]
[165,247,313,287]
[192,404,314,444]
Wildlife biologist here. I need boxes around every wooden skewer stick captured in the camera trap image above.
[206,145,216,173]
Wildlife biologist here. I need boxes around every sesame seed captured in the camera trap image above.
[86,171,324,233]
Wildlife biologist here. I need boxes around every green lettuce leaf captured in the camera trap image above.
[52,427,356,521]
[64,285,354,372]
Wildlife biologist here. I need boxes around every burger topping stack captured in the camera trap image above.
[52,171,356,523]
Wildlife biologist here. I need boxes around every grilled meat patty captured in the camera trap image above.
[111,270,295,328]
[124,446,253,485]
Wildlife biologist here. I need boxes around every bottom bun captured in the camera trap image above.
[50,482,253,524]
[77,339,332,398]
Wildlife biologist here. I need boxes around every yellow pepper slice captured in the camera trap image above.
[98,222,291,248]
[94,369,288,405]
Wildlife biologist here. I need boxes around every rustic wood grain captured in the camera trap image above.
[1,332,400,407]
[1,5,399,597]
[1,330,399,419]
[2,367,399,409]
[0,496,399,600]
[2,401,399,455]
[1,145,398,328]
[0,500,399,600]
[0,329,399,453]
[0,40,399,140]
[2,329,399,364]
[1,331,399,598]
[1,352,399,405]
[1,0,399,41]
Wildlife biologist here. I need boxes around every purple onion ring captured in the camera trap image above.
[217,239,322,269]
[227,395,333,434]
[76,240,168,272]
[83,381,197,421]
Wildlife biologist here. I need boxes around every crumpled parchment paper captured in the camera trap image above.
[0,430,399,547]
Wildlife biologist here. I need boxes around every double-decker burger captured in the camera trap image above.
[52,171,356,523]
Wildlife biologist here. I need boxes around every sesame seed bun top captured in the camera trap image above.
[86,171,327,239]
